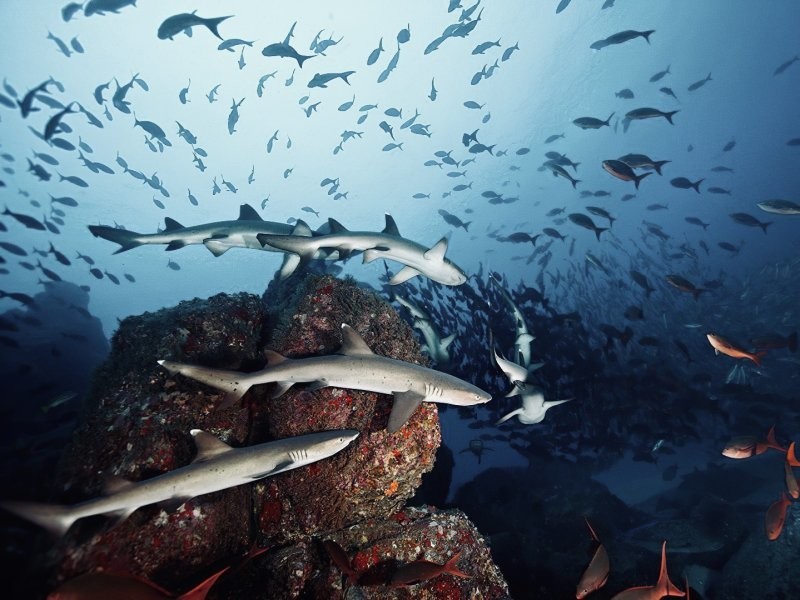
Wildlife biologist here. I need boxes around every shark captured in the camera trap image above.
[0,429,358,536]
[490,275,534,367]
[495,383,572,425]
[257,214,467,286]
[395,295,455,366]
[158,324,491,433]
[492,348,543,397]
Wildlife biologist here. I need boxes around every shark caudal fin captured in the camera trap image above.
[87,225,143,254]
[0,500,77,536]
[157,360,253,407]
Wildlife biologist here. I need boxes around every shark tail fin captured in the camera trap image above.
[157,360,252,405]
[87,225,142,254]
[0,500,76,537]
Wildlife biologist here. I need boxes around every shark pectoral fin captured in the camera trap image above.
[219,392,244,410]
[339,324,375,356]
[495,409,522,426]
[279,253,302,278]
[105,506,138,529]
[390,265,421,285]
[387,390,425,433]
[362,248,382,264]
[270,381,294,398]
[203,238,231,256]
[423,237,449,261]
[250,459,293,479]
[102,475,136,495]
[516,333,534,344]
[165,240,186,251]
[190,429,234,463]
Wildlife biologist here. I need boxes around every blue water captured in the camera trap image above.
[1,1,799,597]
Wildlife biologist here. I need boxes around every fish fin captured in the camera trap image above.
[204,15,233,41]
[444,552,471,578]
[166,240,186,251]
[584,517,600,542]
[339,324,374,356]
[263,349,288,365]
[495,408,522,425]
[424,237,448,261]
[87,224,142,253]
[103,475,136,495]
[291,219,313,237]
[0,500,77,537]
[250,460,294,479]
[279,253,302,279]
[203,238,231,256]
[269,381,294,398]
[327,217,347,233]
[387,390,425,433]
[190,429,234,463]
[390,265,421,284]
[177,567,231,600]
[787,442,800,467]
[164,217,184,231]
[304,380,328,392]
[383,213,401,236]
[634,172,652,189]
[237,203,262,221]
[440,333,456,350]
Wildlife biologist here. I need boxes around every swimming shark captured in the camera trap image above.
[495,383,572,425]
[0,429,358,536]
[257,214,467,286]
[158,324,491,433]
[395,295,455,366]
[490,275,534,367]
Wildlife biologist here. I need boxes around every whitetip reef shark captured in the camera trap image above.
[0,428,358,536]
[395,295,455,366]
[257,214,467,286]
[159,323,491,432]
[495,383,572,425]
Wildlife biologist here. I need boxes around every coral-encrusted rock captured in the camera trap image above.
[211,506,510,599]
[249,275,441,544]
[24,276,447,598]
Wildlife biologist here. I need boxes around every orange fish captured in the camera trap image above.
[389,551,471,587]
[706,333,765,365]
[765,493,792,540]
[784,461,799,499]
[722,425,786,459]
[576,518,610,599]
[787,441,800,467]
[47,567,229,600]
[610,541,685,600]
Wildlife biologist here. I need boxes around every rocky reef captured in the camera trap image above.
[8,274,509,598]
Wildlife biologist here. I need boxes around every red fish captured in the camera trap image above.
[389,551,471,587]
[765,493,792,540]
[47,566,229,600]
[788,442,800,467]
[610,541,685,600]
[784,460,799,499]
[576,518,610,598]
[324,539,358,584]
[706,333,765,366]
[722,425,786,459]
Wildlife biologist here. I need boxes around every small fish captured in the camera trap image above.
[167,259,181,271]
[367,38,384,65]
[428,78,437,101]
[615,88,634,99]
[501,42,519,62]
[687,72,712,91]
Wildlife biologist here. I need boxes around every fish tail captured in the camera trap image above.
[0,500,76,536]
[296,54,314,67]
[571,178,581,189]
[692,288,706,301]
[634,172,652,189]
[642,30,655,44]
[665,110,680,124]
[87,224,143,254]
[692,178,704,193]
[157,360,253,406]
[760,222,772,234]
[204,15,233,41]
[444,552,471,579]
[463,221,471,232]
[594,227,608,241]
[653,160,670,175]
[605,112,615,125]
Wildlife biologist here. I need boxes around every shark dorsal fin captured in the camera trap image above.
[339,324,374,356]
[292,219,313,237]
[103,475,135,495]
[264,349,288,365]
[327,218,347,233]
[238,203,262,221]
[163,217,184,231]
[191,429,234,463]
[424,237,448,261]
[383,213,400,236]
